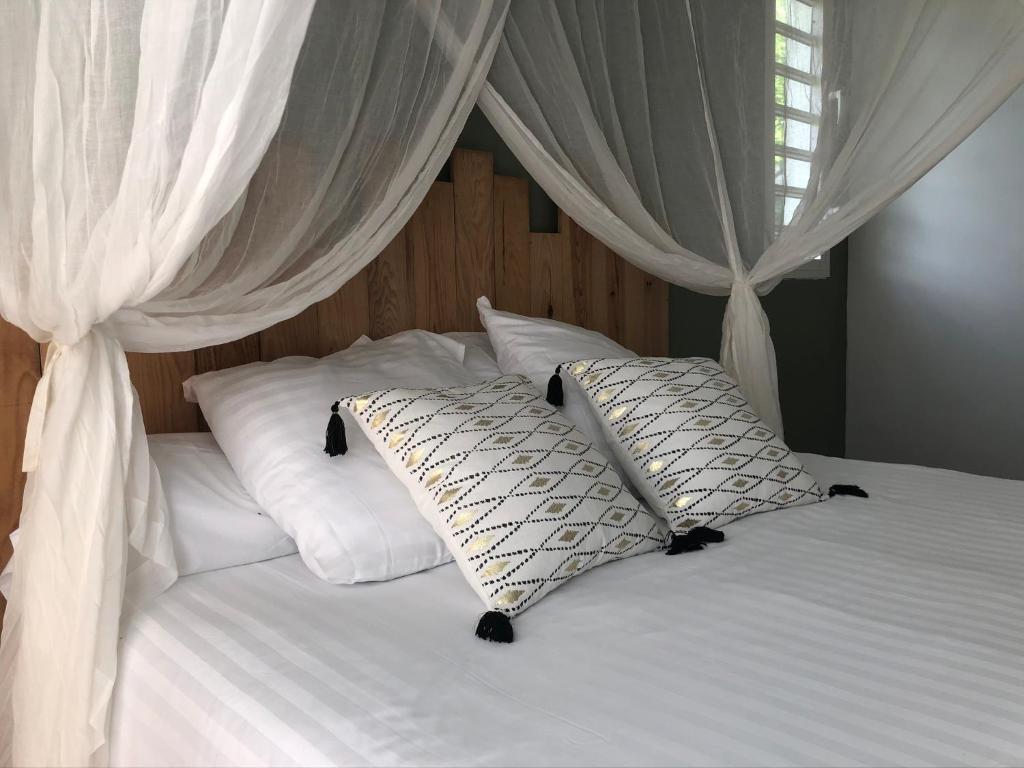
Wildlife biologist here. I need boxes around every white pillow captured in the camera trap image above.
[184,330,487,583]
[340,374,667,642]
[149,433,296,576]
[562,357,825,548]
[444,331,502,379]
[476,296,635,476]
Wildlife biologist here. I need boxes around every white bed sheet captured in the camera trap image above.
[110,455,1024,767]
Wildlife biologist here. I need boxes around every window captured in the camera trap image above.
[770,0,828,278]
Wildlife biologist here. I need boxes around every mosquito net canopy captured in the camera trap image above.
[0,1,1021,763]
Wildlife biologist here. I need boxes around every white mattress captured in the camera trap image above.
[110,455,1024,767]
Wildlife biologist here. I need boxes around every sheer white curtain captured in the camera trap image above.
[0,1,507,764]
[481,0,1024,434]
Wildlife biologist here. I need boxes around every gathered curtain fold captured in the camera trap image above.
[0,1,507,764]
[480,0,1024,434]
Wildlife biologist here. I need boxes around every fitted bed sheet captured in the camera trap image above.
[110,454,1024,767]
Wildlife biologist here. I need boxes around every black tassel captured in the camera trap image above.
[828,484,868,498]
[475,611,513,643]
[689,526,725,544]
[546,365,564,406]
[324,402,347,457]
[666,526,724,555]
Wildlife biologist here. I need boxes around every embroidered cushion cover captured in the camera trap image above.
[562,357,825,533]
[341,375,667,623]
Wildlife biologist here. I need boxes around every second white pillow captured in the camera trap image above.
[184,331,485,584]
[476,297,635,478]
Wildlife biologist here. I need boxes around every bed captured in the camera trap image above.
[109,453,1024,767]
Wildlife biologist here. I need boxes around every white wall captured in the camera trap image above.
[846,87,1024,480]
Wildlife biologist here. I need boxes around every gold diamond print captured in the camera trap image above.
[694,418,711,427]
[596,388,616,403]
[545,502,566,516]
[563,559,580,573]
[495,589,524,607]
[354,397,370,414]
[678,517,698,528]
[513,454,533,465]
[531,477,550,488]
[597,485,613,497]
[571,363,587,375]
[480,560,510,578]
[674,496,692,508]
[559,530,579,542]
[709,437,726,446]
[474,418,495,427]
[424,469,445,488]
[609,405,628,420]
[648,460,664,473]
[631,441,649,456]
[610,511,625,522]
[371,409,390,430]
[615,536,633,550]
[438,487,462,504]
[452,510,476,529]
[618,422,639,437]
[584,373,601,385]
[732,479,749,488]
[659,478,678,491]
[468,534,494,553]
[723,456,739,466]
[406,447,425,467]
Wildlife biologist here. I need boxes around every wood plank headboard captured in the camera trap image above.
[0,148,668,563]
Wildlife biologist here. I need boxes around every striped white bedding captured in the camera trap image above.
[109,454,1024,767]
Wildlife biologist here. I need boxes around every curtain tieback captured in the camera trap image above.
[22,342,67,473]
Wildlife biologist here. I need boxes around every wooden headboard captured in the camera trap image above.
[0,148,668,563]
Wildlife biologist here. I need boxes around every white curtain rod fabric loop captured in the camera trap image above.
[720,275,782,433]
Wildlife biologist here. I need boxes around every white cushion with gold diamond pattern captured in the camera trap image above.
[562,357,825,533]
[342,375,667,616]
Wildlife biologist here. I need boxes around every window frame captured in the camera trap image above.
[767,0,830,280]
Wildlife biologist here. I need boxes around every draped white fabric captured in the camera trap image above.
[0,1,507,764]
[481,0,1024,433]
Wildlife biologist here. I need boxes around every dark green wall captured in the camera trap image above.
[455,107,848,456]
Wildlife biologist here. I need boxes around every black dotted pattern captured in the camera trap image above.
[344,375,667,616]
[562,357,826,533]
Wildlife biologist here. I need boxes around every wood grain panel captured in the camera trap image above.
[643,273,670,356]
[616,257,649,355]
[368,235,412,338]
[316,266,370,356]
[407,182,458,333]
[195,335,260,375]
[452,149,494,330]
[125,352,199,434]
[259,304,319,361]
[0,318,38,573]
[493,175,531,315]
[529,233,557,319]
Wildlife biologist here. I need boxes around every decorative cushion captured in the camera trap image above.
[561,357,825,535]
[475,297,635,480]
[339,374,667,639]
